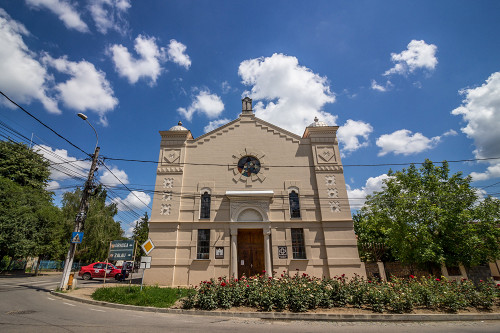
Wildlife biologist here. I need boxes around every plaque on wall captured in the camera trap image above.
[215,247,224,259]
[278,246,288,259]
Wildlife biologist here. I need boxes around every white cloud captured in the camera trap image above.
[124,224,134,238]
[221,81,232,94]
[0,9,59,114]
[376,129,441,156]
[470,164,500,181]
[238,53,336,135]
[89,0,131,35]
[99,166,129,187]
[167,39,191,69]
[178,90,224,121]
[46,180,60,190]
[347,174,390,210]
[384,40,438,76]
[337,119,373,155]
[25,0,89,32]
[32,144,91,181]
[443,129,458,137]
[108,35,165,85]
[43,55,118,126]
[452,72,500,159]
[371,79,393,92]
[112,191,151,211]
[452,72,500,180]
[203,118,231,133]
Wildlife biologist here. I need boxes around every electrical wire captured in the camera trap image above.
[100,162,151,211]
[101,155,500,168]
[0,90,90,157]
[1,91,498,219]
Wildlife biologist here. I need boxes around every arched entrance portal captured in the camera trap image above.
[237,229,264,278]
[236,209,264,278]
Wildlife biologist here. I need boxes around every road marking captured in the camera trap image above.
[0,281,58,288]
[63,302,76,307]
[90,308,105,312]
[47,297,55,300]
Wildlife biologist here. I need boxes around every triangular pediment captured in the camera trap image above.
[192,115,302,145]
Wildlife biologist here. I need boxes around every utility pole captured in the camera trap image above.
[59,146,99,290]
[60,113,100,290]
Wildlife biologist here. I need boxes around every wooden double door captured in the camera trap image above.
[237,229,264,278]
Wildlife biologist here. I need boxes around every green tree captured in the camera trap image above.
[133,212,149,256]
[0,141,51,189]
[0,141,65,265]
[353,160,500,270]
[61,186,123,262]
[471,196,500,264]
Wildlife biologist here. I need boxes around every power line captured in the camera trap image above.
[480,181,500,190]
[101,162,151,211]
[102,155,500,168]
[0,90,90,157]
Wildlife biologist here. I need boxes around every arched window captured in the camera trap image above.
[289,190,301,218]
[200,191,211,219]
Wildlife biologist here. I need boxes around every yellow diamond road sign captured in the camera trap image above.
[141,238,155,255]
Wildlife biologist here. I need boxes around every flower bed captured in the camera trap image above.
[182,272,500,313]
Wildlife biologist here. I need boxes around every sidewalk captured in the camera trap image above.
[51,287,500,322]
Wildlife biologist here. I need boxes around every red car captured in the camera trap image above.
[78,262,128,281]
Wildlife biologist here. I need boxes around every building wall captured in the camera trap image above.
[144,106,365,286]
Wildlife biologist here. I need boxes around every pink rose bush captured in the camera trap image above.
[182,273,500,313]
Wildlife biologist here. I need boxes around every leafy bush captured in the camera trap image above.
[182,272,499,313]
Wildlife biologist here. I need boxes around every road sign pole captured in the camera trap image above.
[140,268,146,291]
[130,241,137,287]
[103,241,111,286]
[59,146,100,290]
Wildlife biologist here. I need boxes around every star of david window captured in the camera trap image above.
[231,149,267,183]
[237,156,261,177]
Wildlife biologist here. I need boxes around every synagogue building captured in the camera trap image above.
[144,98,365,286]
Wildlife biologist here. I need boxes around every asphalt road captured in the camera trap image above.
[1,273,500,333]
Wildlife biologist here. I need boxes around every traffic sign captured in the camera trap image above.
[108,240,135,260]
[140,256,151,269]
[141,238,155,255]
[71,232,83,244]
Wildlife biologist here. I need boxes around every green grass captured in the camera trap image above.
[91,285,193,308]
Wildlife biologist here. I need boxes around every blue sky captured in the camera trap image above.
[1,0,499,236]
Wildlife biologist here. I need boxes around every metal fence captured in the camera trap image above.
[1,258,88,272]
[30,260,88,271]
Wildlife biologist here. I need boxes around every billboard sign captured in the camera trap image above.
[108,240,135,260]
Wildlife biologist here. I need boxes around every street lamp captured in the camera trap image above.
[77,113,98,153]
[59,113,100,290]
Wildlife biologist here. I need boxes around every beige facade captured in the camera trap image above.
[144,98,365,286]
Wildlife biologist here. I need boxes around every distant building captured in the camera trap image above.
[144,98,365,286]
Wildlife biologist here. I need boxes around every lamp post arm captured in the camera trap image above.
[85,119,98,154]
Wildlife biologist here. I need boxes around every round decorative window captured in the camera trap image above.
[237,156,261,177]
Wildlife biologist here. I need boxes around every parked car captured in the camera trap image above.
[78,262,128,281]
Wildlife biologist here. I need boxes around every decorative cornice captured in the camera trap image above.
[194,119,240,145]
[157,166,184,174]
[315,165,344,172]
[310,137,338,144]
[254,122,300,143]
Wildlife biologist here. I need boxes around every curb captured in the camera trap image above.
[50,291,500,322]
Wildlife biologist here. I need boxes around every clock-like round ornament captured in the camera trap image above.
[237,156,261,177]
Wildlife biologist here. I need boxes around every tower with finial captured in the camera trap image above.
[242,97,253,114]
